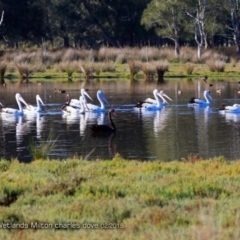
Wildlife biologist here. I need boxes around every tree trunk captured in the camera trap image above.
[174,40,180,57]
[197,44,202,59]
[173,13,180,57]
[63,36,70,48]
[157,71,165,83]
[230,6,240,56]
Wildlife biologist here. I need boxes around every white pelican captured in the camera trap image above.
[62,95,87,114]
[86,90,110,112]
[69,88,93,107]
[24,94,45,113]
[188,90,213,107]
[144,90,173,106]
[135,89,168,111]
[0,93,29,116]
[218,104,240,114]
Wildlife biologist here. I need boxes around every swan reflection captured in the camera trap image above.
[87,132,117,160]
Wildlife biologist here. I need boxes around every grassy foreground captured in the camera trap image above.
[0,155,240,239]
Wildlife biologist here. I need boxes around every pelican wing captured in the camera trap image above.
[194,99,207,104]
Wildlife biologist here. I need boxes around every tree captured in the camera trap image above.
[80,0,152,47]
[222,0,240,55]
[0,0,46,47]
[182,0,208,59]
[141,0,188,57]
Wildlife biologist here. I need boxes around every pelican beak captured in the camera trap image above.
[103,93,111,106]
[162,93,173,101]
[19,96,30,108]
[83,89,93,101]
[158,93,168,104]
[39,96,45,106]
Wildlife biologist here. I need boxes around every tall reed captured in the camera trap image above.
[78,61,96,81]
[185,62,195,75]
[127,60,141,80]
[141,62,156,81]
[154,60,169,82]
[28,132,58,160]
[15,62,33,83]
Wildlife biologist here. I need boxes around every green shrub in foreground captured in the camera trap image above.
[0,157,240,239]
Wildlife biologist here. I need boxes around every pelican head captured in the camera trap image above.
[81,88,93,102]
[97,90,110,106]
[15,93,29,108]
[204,90,213,102]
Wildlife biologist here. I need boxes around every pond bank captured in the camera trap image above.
[0,155,240,239]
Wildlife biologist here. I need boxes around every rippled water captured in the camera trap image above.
[1,78,240,162]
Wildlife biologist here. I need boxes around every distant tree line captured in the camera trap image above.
[0,0,239,55]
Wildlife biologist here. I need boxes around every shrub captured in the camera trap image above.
[154,60,169,82]
[206,59,226,72]
[141,62,156,81]
[127,60,141,80]
[185,62,195,75]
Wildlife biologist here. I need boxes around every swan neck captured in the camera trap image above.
[108,111,116,130]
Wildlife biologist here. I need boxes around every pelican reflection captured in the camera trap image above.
[153,108,171,135]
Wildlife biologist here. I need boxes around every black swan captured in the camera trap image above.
[90,108,116,133]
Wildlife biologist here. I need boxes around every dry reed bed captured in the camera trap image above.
[0,156,240,239]
[0,47,234,81]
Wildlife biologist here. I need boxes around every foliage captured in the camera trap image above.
[28,132,58,160]
[185,62,195,75]
[0,0,238,53]
[0,158,240,239]
[1,47,240,81]
[206,59,226,72]
[127,60,142,80]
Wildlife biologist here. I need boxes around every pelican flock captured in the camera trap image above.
[2,83,240,160]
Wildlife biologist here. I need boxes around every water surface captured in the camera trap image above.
[1,78,240,162]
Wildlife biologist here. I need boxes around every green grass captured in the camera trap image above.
[28,132,58,160]
[0,156,240,239]
[4,61,240,81]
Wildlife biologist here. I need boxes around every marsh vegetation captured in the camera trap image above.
[0,47,239,84]
[0,156,240,239]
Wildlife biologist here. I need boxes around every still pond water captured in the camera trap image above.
[1,78,240,162]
